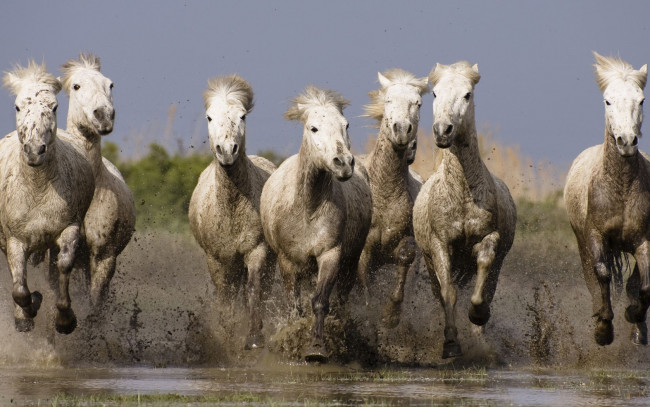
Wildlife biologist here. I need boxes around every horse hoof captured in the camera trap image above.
[468,302,491,326]
[305,344,328,364]
[14,317,34,332]
[55,309,77,335]
[594,319,614,346]
[442,341,463,359]
[625,305,646,324]
[632,324,648,346]
[244,334,265,350]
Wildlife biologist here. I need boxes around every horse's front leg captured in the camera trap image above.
[278,254,302,319]
[383,236,417,328]
[469,232,499,326]
[55,224,81,334]
[428,238,461,359]
[243,243,271,350]
[586,230,614,345]
[305,247,340,363]
[6,238,42,332]
[625,241,650,345]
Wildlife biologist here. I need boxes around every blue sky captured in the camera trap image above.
[1,1,648,166]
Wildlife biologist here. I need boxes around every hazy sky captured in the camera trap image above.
[1,1,648,167]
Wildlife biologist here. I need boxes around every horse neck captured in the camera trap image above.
[367,121,409,191]
[297,138,333,214]
[66,117,103,177]
[20,143,58,191]
[214,152,253,201]
[444,115,488,190]
[602,129,640,190]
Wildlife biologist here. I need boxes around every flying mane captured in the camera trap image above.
[363,68,429,124]
[3,60,61,95]
[428,61,481,87]
[60,53,101,92]
[594,52,647,92]
[284,85,349,121]
[203,74,255,112]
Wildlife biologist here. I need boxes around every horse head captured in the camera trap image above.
[594,52,647,157]
[429,61,480,148]
[203,75,254,167]
[3,61,61,166]
[61,53,115,137]
[286,86,354,181]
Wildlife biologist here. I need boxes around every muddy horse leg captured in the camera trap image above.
[305,248,340,363]
[626,242,650,345]
[586,231,614,345]
[55,225,81,334]
[89,249,117,309]
[278,254,302,319]
[468,232,499,326]
[6,238,42,332]
[383,236,416,328]
[243,243,271,350]
[427,239,461,359]
[357,247,372,307]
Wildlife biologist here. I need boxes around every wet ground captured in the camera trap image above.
[2,364,649,406]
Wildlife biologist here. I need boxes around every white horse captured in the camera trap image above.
[57,54,136,308]
[0,61,95,333]
[260,86,372,363]
[189,74,276,350]
[413,61,517,358]
[565,52,648,346]
[358,69,427,328]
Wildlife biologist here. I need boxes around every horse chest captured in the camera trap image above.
[5,190,73,245]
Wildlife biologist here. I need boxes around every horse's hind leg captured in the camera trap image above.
[89,250,117,309]
[469,232,499,326]
[383,236,417,328]
[6,238,42,332]
[625,242,650,345]
[55,225,81,334]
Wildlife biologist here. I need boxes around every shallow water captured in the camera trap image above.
[1,364,649,406]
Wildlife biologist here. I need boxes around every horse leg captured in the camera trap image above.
[278,254,302,319]
[586,231,614,345]
[206,256,237,304]
[468,232,499,326]
[89,250,117,309]
[46,247,60,293]
[55,225,81,334]
[243,244,270,350]
[305,248,340,363]
[357,247,372,307]
[383,236,417,328]
[625,242,650,345]
[6,238,42,332]
[427,239,461,359]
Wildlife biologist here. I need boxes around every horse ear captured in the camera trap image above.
[377,72,391,88]
[472,64,479,74]
[640,64,648,75]
[2,71,20,95]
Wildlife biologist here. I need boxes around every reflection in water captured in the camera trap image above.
[1,366,648,406]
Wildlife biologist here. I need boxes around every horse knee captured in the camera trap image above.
[594,263,611,283]
[12,284,31,308]
[396,238,416,265]
[311,296,330,316]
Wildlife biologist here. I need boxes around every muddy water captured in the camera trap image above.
[1,229,650,404]
[1,365,649,405]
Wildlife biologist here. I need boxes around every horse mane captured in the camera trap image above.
[594,52,647,92]
[203,74,254,112]
[2,60,61,95]
[363,68,429,124]
[428,61,481,87]
[60,53,102,92]
[284,85,349,122]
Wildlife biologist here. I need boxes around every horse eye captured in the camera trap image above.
[641,99,645,106]
[109,83,114,89]
[345,123,349,130]
[207,116,212,122]
[605,100,611,106]
[432,91,436,98]
[73,84,80,91]
[310,126,318,133]
[464,92,471,100]
[240,114,246,121]
[53,105,58,113]
[15,105,20,112]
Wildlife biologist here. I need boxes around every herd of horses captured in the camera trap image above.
[0,52,647,364]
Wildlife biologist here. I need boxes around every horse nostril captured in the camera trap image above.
[616,136,625,146]
[232,144,238,155]
[110,109,115,120]
[333,157,343,167]
[633,136,639,146]
[23,144,29,153]
[349,156,355,167]
[407,124,413,134]
[444,124,453,135]
[216,145,223,155]
[37,145,46,155]
[93,109,100,120]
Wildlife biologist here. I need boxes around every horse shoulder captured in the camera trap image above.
[564,144,602,231]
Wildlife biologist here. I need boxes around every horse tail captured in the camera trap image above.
[611,251,628,297]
